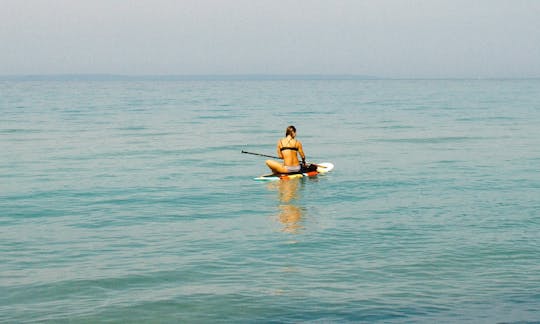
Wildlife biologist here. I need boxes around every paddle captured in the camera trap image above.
[241,150,326,168]
[241,150,279,159]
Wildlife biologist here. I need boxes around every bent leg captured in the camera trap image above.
[266,159,288,174]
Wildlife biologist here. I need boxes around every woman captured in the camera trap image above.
[266,125,306,174]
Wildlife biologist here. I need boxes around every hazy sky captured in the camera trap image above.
[1,0,539,78]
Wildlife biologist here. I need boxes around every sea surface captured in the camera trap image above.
[1,78,539,323]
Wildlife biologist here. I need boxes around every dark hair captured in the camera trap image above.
[285,125,296,136]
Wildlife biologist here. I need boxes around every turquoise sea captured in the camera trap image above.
[1,78,540,323]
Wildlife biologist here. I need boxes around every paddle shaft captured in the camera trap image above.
[241,150,279,159]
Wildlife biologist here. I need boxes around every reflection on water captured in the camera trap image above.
[267,179,305,234]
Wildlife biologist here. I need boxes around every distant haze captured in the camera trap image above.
[1,0,539,78]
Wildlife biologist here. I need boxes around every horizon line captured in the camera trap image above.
[1,73,539,81]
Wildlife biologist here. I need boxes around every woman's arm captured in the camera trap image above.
[297,141,305,163]
[277,140,284,159]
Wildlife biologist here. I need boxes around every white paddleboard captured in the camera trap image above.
[254,162,334,181]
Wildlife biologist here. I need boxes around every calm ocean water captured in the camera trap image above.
[1,78,539,323]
